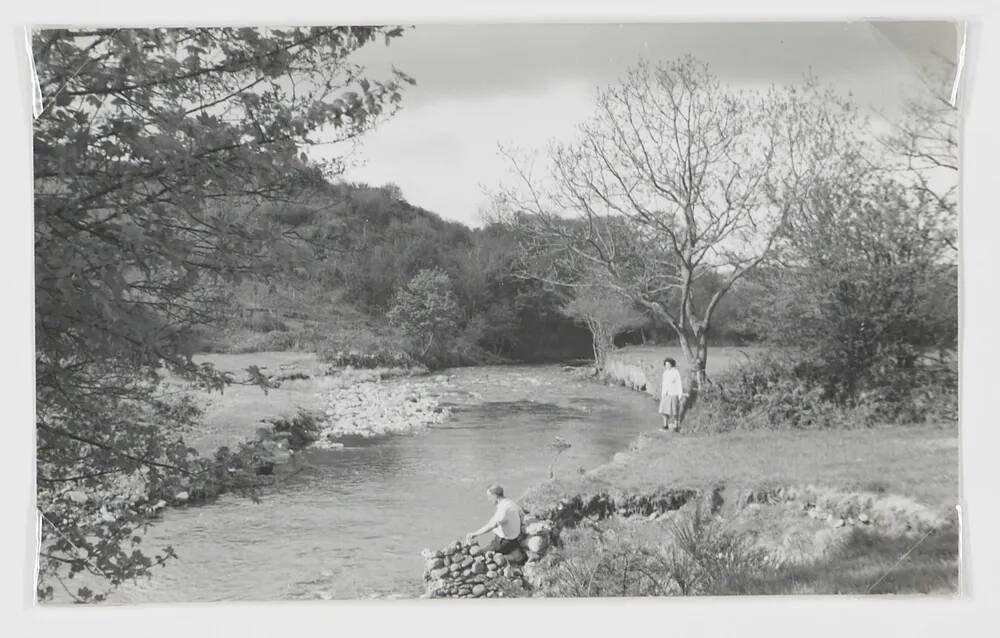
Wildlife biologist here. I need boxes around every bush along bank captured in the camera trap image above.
[148,367,456,510]
[600,347,958,431]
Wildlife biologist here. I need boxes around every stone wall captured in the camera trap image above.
[601,352,661,398]
[421,490,701,598]
[421,516,555,598]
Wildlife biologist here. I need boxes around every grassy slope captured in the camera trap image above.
[521,423,959,596]
[523,424,958,512]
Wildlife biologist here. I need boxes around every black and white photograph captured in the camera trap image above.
[30,20,962,606]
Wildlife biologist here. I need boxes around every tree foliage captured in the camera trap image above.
[387,268,463,361]
[560,274,647,369]
[745,175,957,405]
[492,57,861,385]
[740,55,959,410]
[33,26,413,602]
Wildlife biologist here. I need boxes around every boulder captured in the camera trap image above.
[426,558,445,570]
[469,544,483,556]
[448,563,461,573]
[472,584,486,597]
[429,567,450,580]
[525,535,548,553]
[472,561,487,575]
[505,548,526,564]
[492,554,507,567]
[486,570,497,579]
[461,556,475,568]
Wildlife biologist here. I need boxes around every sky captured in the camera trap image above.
[318,22,960,227]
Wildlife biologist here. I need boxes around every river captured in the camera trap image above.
[110,365,659,603]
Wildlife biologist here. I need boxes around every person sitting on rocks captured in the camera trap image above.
[465,484,521,554]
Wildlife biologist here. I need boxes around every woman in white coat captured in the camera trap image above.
[658,358,686,431]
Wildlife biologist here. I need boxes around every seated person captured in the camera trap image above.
[465,483,521,553]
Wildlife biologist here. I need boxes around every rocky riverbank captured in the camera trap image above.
[313,369,453,446]
[421,515,558,598]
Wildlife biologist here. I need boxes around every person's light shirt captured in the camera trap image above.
[661,368,684,397]
[489,497,521,540]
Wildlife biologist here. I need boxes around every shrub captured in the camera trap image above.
[687,351,958,432]
[668,505,779,595]
[534,526,677,597]
[319,349,416,369]
[535,507,778,597]
[266,410,321,451]
[386,268,462,362]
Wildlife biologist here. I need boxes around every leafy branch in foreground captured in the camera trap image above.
[34,26,413,602]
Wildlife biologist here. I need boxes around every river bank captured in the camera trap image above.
[167,352,446,454]
[419,346,960,598]
[97,362,660,603]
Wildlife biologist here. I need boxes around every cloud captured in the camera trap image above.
[327,22,959,224]
[337,80,597,226]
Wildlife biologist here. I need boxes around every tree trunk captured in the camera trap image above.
[587,317,609,371]
[693,331,709,389]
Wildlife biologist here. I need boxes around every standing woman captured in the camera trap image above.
[659,358,685,431]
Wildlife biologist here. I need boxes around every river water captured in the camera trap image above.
[111,365,658,603]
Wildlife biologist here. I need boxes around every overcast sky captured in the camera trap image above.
[320,22,959,226]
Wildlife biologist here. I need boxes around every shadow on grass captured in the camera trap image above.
[738,525,959,596]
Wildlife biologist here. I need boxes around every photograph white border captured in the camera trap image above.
[3,2,997,637]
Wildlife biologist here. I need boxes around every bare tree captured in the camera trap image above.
[880,55,959,256]
[560,274,647,370]
[492,58,858,387]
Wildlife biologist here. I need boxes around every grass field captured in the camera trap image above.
[523,423,958,512]
[519,397,960,596]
